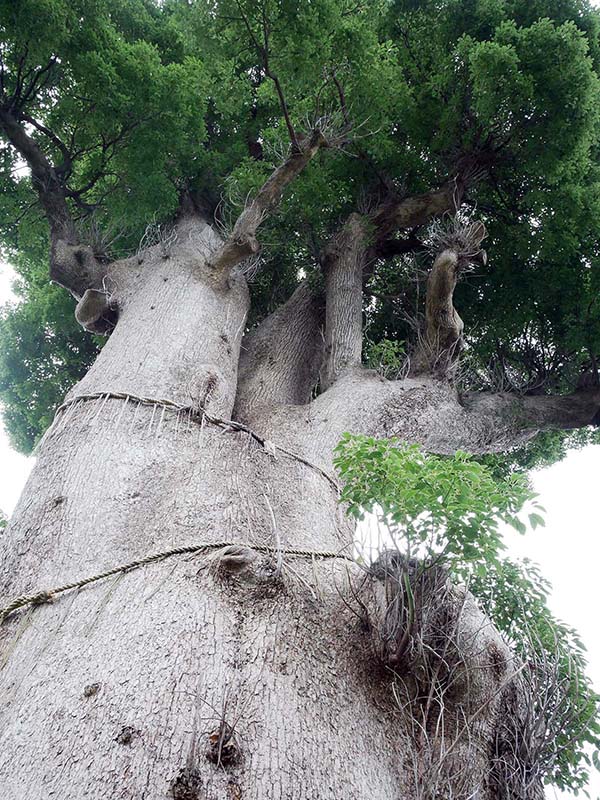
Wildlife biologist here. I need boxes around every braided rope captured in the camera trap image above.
[0,541,355,623]
[49,392,341,493]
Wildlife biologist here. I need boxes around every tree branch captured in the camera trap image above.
[374,231,426,260]
[64,120,141,202]
[411,249,463,378]
[209,128,327,275]
[234,280,324,423]
[411,220,487,378]
[18,113,73,178]
[464,389,600,433]
[0,108,74,240]
[0,108,105,298]
[281,373,600,470]
[13,57,58,112]
[371,180,461,241]
[319,212,369,390]
[234,0,298,148]
[369,144,494,245]
[315,182,463,391]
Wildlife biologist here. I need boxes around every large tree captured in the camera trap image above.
[0,1,599,798]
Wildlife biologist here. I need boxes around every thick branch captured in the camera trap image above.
[18,113,72,178]
[320,213,369,390]
[234,280,324,424]
[0,108,105,297]
[464,389,600,433]
[209,129,327,275]
[0,108,74,240]
[371,181,460,241]
[260,374,600,472]
[411,249,463,377]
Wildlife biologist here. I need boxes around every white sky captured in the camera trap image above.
[510,451,600,800]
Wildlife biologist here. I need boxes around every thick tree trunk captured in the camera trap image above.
[0,217,551,799]
[1,399,396,800]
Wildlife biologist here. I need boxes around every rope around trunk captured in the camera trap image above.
[0,541,356,624]
[47,391,341,494]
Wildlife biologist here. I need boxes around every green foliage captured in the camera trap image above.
[334,433,599,792]
[0,0,599,443]
[0,1,597,784]
[478,427,600,480]
[334,433,537,572]
[0,252,100,453]
[471,559,600,792]
[363,337,407,379]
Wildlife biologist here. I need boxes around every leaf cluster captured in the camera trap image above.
[334,433,538,572]
[334,432,599,792]
[1,0,600,446]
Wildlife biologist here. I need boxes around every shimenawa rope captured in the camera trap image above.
[47,391,341,493]
[3,393,348,623]
[0,541,355,623]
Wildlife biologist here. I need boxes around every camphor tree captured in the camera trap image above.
[0,0,600,797]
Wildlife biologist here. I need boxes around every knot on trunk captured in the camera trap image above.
[51,240,106,299]
[171,768,205,800]
[75,288,118,334]
[205,544,258,578]
[206,721,241,768]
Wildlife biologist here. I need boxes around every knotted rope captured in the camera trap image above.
[0,541,355,624]
[47,391,341,494]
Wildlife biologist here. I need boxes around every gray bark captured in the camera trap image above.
[0,214,595,800]
[0,219,409,800]
[235,281,323,423]
[320,213,368,390]
[411,249,463,377]
[69,217,248,417]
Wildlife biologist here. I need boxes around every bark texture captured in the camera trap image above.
[1,208,597,800]
[1,40,595,798]
[235,281,323,423]
[0,396,517,800]
[320,213,368,390]
[411,249,463,376]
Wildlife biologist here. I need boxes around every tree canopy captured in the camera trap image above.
[1,0,600,451]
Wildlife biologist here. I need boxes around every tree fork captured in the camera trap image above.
[235,280,324,423]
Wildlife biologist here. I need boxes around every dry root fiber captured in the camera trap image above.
[355,550,546,800]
